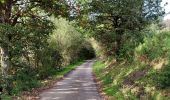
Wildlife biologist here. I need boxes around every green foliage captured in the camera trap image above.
[93,60,105,77]
[104,85,119,95]
[0,0,168,99]
[37,47,63,79]
[56,60,84,77]
[93,32,170,99]
[93,61,123,99]
[78,0,165,61]
[0,16,95,96]
[136,31,170,61]
[10,66,40,95]
[1,94,12,100]
[154,63,170,89]
[0,18,54,94]
[0,0,93,99]
[38,66,56,80]
[49,17,95,65]
[117,32,144,61]
[0,16,50,97]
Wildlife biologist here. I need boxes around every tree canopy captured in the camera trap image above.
[76,0,165,60]
[1,0,170,99]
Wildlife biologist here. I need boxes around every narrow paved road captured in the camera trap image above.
[39,60,102,100]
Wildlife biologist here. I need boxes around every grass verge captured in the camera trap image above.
[93,60,170,100]
[1,60,84,100]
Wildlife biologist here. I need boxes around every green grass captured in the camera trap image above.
[1,94,12,100]
[53,60,84,79]
[95,58,144,100]
[93,61,141,99]
[92,60,169,100]
[93,61,105,77]
[93,60,125,99]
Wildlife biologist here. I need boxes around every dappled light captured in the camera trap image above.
[0,0,170,99]
[40,61,101,100]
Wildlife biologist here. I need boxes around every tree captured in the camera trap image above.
[79,0,165,61]
[0,0,69,77]
[49,17,85,65]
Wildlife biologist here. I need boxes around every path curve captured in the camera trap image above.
[39,60,102,100]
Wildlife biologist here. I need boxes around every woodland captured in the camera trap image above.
[0,0,170,99]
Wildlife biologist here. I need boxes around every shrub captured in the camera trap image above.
[115,31,144,62]
[38,66,56,79]
[11,66,40,95]
[136,32,170,61]
[157,63,170,89]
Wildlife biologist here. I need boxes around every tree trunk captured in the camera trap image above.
[1,46,9,78]
[0,0,13,77]
[115,29,124,61]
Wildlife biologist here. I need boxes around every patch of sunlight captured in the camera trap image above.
[106,59,116,66]
[121,86,131,96]
[125,68,134,76]
[151,58,167,70]
[56,91,78,94]
[52,88,78,91]
[112,69,128,85]
[130,86,140,96]
[113,77,119,85]
[113,74,125,85]
[41,80,49,84]
[82,82,95,86]
[52,97,61,99]
[78,68,91,70]
[46,92,59,94]
[119,61,126,66]
[96,24,104,28]
[43,97,51,100]
[155,92,163,100]
[135,43,143,51]
[145,86,156,93]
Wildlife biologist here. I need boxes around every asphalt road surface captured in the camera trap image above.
[39,60,102,100]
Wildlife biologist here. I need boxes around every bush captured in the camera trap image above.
[117,32,143,62]
[38,66,57,79]
[136,32,170,61]
[157,64,170,89]
[11,66,40,95]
